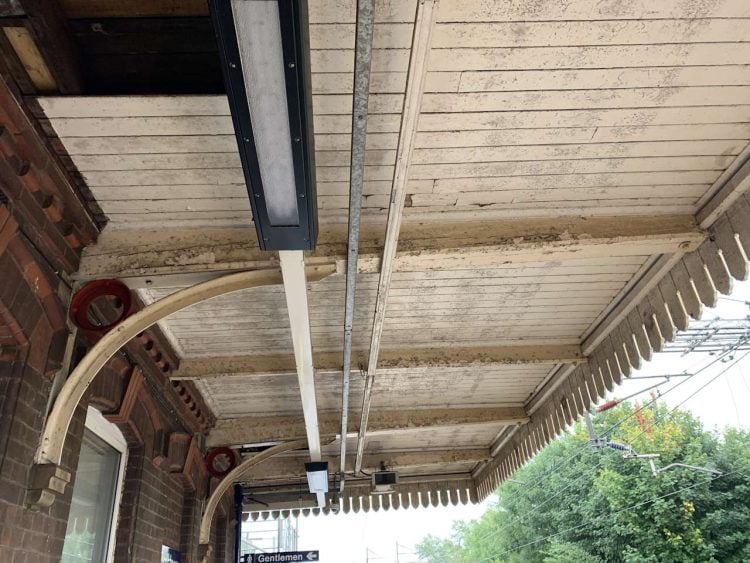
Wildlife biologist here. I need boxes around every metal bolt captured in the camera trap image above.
[255,194,260,198]
[288,62,295,68]
[294,137,301,142]
[244,137,251,143]
[229,62,237,69]
[299,193,305,198]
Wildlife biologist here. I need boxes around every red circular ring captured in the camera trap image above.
[69,279,132,332]
[205,447,238,478]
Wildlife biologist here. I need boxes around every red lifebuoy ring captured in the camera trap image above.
[205,447,238,478]
[69,279,133,332]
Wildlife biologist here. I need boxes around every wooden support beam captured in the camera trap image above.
[206,406,528,447]
[172,344,583,380]
[696,144,750,229]
[76,215,705,286]
[15,0,83,93]
[246,449,489,481]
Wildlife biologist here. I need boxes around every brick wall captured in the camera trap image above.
[0,203,236,562]
[0,204,74,562]
[0,68,234,561]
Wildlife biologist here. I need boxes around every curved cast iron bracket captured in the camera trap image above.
[198,436,336,562]
[26,264,336,510]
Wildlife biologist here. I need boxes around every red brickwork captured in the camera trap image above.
[0,75,233,562]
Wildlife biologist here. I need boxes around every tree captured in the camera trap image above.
[416,402,750,562]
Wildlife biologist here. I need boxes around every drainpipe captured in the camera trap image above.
[339,0,375,492]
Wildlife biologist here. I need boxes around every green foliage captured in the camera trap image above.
[415,402,750,562]
[543,541,601,563]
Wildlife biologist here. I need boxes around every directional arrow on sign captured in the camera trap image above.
[250,551,319,563]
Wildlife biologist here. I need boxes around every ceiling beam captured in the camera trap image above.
[14,0,83,93]
[245,449,489,481]
[75,214,705,287]
[171,343,583,380]
[206,406,528,447]
[696,144,750,229]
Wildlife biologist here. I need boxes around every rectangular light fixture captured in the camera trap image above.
[209,0,318,251]
[304,461,329,494]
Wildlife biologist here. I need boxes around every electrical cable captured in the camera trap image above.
[717,296,750,305]
[487,344,732,513]
[471,346,749,548]
[474,347,748,547]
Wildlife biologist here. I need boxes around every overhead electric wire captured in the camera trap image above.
[471,346,749,548]
[474,347,748,546]
[481,466,745,561]
[490,345,733,509]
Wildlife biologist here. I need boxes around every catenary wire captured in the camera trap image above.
[470,346,749,548]
[501,344,736,499]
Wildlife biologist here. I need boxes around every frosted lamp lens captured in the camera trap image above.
[232,0,300,226]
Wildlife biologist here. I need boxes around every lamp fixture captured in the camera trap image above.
[304,461,329,494]
[209,0,318,251]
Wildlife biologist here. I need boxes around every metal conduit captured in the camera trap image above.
[339,0,375,493]
[353,0,439,475]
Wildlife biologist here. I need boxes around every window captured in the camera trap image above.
[62,407,127,563]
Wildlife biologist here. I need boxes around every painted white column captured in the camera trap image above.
[279,250,325,507]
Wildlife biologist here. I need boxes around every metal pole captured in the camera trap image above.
[340,0,375,493]
[583,412,596,442]
[353,0,439,475]
[234,484,243,563]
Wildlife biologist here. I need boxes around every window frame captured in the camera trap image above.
[79,406,128,563]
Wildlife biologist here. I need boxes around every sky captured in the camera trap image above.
[247,281,750,562]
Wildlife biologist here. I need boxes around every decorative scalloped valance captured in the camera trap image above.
[246,478,478,519]
[474,194,750,498]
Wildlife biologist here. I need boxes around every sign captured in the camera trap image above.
[160,546,181,563]
[249,551,319,563]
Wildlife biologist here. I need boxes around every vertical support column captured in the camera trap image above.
[278,250,324,506]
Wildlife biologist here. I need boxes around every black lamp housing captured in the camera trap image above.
[209,0,318,251]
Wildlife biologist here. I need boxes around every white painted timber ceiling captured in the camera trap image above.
[32,0,750,486]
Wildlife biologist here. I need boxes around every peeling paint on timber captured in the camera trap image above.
[172,344,583,380]
[76,215,705,281]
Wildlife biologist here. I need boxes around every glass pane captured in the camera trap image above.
[62,429,121,563]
